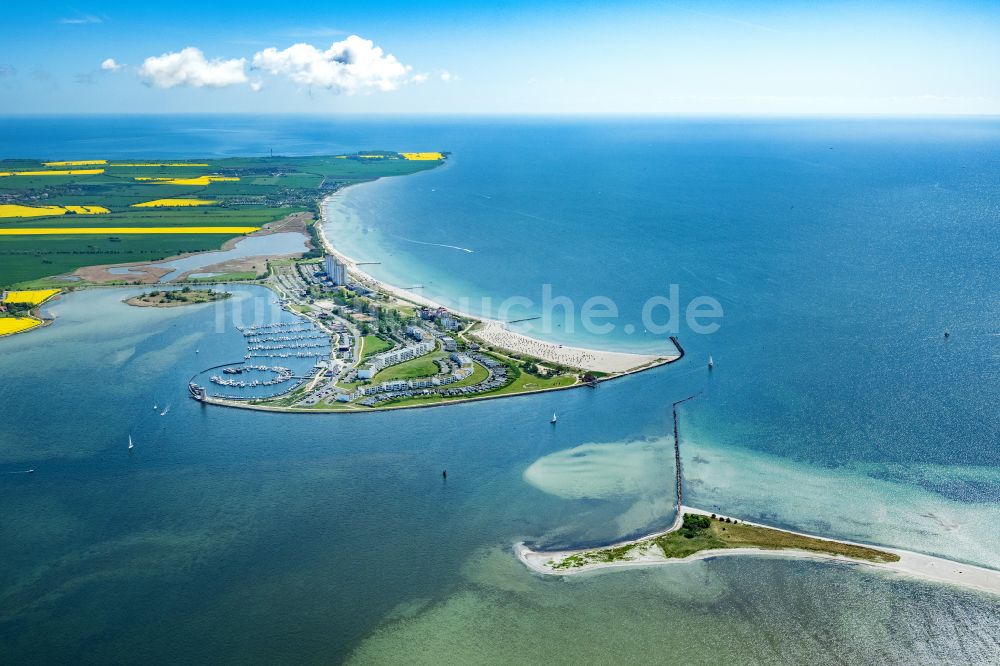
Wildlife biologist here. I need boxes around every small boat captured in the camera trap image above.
[550,413,557,424]
[128,435,134,451]
[160,406,170,416]
[707,355,714,370]
[153,404,158,410]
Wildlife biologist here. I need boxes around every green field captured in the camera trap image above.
[0,152,444,287]
[185,270,261,283]
[359,335,393,360]
[492,370,577,395]
[0,233,240,286]
[373,351,446,381]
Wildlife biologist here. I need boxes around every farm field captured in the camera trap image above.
[2,289,60,305]
[0,152,444,287]
[0,317,40,336]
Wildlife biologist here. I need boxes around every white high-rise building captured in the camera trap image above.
[324,255,347,286]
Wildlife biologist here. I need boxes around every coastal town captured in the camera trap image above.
[190,250,680,412]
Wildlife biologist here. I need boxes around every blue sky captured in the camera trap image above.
[2,1,999,115]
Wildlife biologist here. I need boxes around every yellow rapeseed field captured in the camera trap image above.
[0,317,41,336]
[0,227,260,235]
[3,289,60,305]
[63,206,110,215]
[134,176,240,186]
[43,160,107,166]
[112,163,210,167]
[0,204,109,217]
[0,204,68,217]
[132,199,217,208]
[401,152,444,161]
[0,169,105,176]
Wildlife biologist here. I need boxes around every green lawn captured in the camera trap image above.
[378,359,567,408]
[359,335,393,360]
[373,351,446,381]
[492,370,577,395]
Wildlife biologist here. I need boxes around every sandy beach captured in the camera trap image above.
[470,319,670,373]
[318,193,677,374]
[517,504,1000,597]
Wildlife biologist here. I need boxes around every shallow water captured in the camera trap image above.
[154,232,307,282]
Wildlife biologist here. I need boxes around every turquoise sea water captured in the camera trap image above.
[1,116,999,663]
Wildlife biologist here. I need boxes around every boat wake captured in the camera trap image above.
[391,235,474,253]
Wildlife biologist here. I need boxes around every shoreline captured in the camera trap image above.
[516,504,1000,597]
[201,373,590,414]
[0,291,61,338]
[316,190,678,374]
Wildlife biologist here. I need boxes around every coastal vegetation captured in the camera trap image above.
[125,287,230,307]
[185,270,261,283]
[549,514,900,570]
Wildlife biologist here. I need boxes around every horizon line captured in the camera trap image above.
[2,111,999,120]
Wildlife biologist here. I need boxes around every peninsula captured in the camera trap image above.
[517,400,1000,597]
[516,506,1000,596]
[0,150,680,411]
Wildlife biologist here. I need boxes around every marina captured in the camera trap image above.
[191,312,332,400]
[210,365,295,388]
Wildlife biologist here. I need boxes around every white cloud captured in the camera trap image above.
[138,47,248,89]
[411,73,429,84]
[100,58,121,72]
[250,79,263,92]
[59,14,102,25]
[252,35,411,94]
[440,70,458,83]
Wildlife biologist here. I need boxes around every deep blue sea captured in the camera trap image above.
[1,116,999,664]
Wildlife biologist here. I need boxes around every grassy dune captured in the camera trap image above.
[552,514,900,570]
